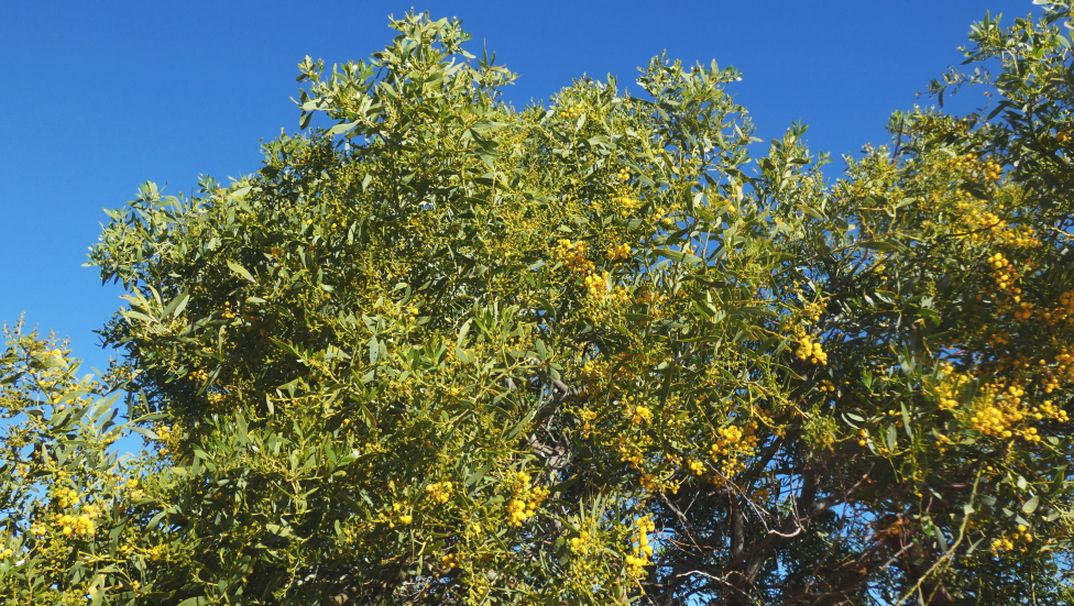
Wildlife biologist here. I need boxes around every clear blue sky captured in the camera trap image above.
[1,1,1033,374]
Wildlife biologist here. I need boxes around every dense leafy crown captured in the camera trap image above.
[3,5,1074,604]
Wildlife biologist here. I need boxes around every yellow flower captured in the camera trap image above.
[569,530,592,555]
[388,501,413,527]
[424,481,453,504]
[607,242,631,261]
[54,487,79,509]
[507,499,530,526]
[441,552,461,569]
[631,405,653,425]
[583,272,608,298]
[794,334,827,365]
[626,515,657,578]
[505,471,546,527]
[553,239,594,274]
[56,513,94,537]
[221,301,237,319]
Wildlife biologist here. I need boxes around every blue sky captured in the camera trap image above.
[1,0,1032,374]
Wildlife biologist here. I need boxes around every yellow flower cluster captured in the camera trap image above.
[949,152,1001,184]
[986,251,1042,321]
[968,383,1046,442]
[953,151,980,173]
[794,333,828,365]
[1038,399,1069,423]
[221,301,237,319]
[506,471,547,527]
[988,252,1020,295]
[657,205,677,227]
[1001,225,1040,249]
[579,357,606,381]
[950,194,1038,248]
[608,166,644,216]
[107,363,135,385]
[0,546,12,559]
[639,472,665,493]
[553,239,594,274]
[615,433,648,470]
[56,513,95,537]
[934,363,970,411]
[441,552,462,570]
[614,193,642,212]
[424,481,453,504]
[53,487,79,509]
[154,423,177,456]
[802,300,827,323]
[388,501,412,527]
[207,391,227,406]
[558,104,583,121]
[713,195,737,215]
[709,424,758,479]
[971,402,1028,440]
[992,524,1034,555]
[607,242,631,261]
[124,477,143,500]
[1043,349,1074,394]
[1011,299,1035,323]
[857,428,872,448]
[569,529,593,556]
[625,515,655,579]
[1040,290,1074,327]
[980,158,1003,182]
[583,272,608,298]
[576,407,598,437]
[630,404,653,425]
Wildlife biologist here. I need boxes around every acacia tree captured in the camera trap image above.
[2,4,1073,604]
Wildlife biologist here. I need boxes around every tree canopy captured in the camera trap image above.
[3,4,1074,604]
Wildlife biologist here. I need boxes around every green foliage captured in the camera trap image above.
[0,324,153,604]
[3,5,1074,604]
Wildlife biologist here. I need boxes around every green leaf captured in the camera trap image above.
[654,247,702,265]
[933,526,949,553]
[327,120,360,136]
[455,347,474,365]
[456,319,472,349]
[505,407,538,441]
[1022,494,1040,515]
[162,292,190,317]
[859,240,907,253]
[899,403,913,439]
[842,412,866,424]
[533,338,548,360]
[227,260,257,283]
[121,310,154,324]
[233,411,249,444]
